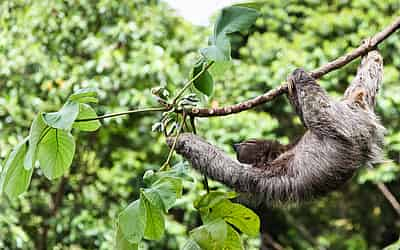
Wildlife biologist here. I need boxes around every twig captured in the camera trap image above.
[160,113,187,171]
[172,61,214,105]
[260,232,284,250]
[286,213,326,250]
[376,182,400,217]
[38,176,67,250]
[74,62,214,122]
[188,17,400,117]
[75,107,168,122]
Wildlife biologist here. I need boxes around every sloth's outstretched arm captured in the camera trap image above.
[168,133,290,205]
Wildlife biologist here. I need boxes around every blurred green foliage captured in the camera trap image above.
[1,0,400,249]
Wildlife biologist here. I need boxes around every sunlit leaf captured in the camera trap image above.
[73,103,101,131]
[233,1,267,10]
[118,199,146,243]
[182,239,202,250]
[206,200,260,236]
[43,101,79,130]
[115,225,139,250]
[223,225,244,250]
[37,129,75,179]
[152,177,183,212]
[201,6,259,61]
[141,191,165,240]
[24,114,49,170]
[0,137,33,199]
[194,191,237,209]
[144,162,192,185]
[190,219,228,250]
[69,88,98,103]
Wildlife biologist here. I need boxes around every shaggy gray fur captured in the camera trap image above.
[170,50,385,206]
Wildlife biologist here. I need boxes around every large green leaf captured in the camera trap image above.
[207,200,260,236]
[201,6,259,61]
[223,225,243,250]
[43,101,79,130]
[73,103,101,131]
[233,1,266,11]
[192,61,214,96]
[181,239,202,250]
[24,114,49,170]
[69,88,98,103]
[141,191,165,240]
[118,199,146,244]
[194,191,237,209]
[115,225,139,250]
[37,129,76,179]
[142,188,165,211]
[143,162,192,185]
[0,137,33,199]
[152,177,183,212]
[190,219,228,250]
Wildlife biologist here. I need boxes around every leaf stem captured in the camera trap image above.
[75,107,168,122]
[160,113,186,171]
[172,61,214,105]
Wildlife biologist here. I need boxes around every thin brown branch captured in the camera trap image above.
[260,232,284,250]
[38,177,67,250]
[75,107,168,122]
[188,17,400,117]
[376,182,400,217]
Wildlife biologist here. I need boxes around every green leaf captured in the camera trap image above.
[115,225,139,250]
[194,191,237,209]
[223,225,244,250]
[24,114,49,170]
[208,200,260,236]
[192,62,214,96]
[73,103,101,131]
[142,188,165,211]
[201,41,230,62]
[208,61,232,77]
[152,177,183,212]
[233,1,267,10]
[190,219,228,250]
[201,6,259,61]
[43,101,79,130]
[118,199,146,243]
[141,191,165,240]
[214,6,259,35]
[181,239,202,250]
[69,88,98,103]
[144,162,192,185]
[0,137,33,199]
[37,129,76,179]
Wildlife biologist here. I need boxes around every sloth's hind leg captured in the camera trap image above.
[344,50,383,110]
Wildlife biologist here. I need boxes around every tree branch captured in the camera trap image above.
[376,182,400,217]
[169,50,384,207]
[188,17,400,117]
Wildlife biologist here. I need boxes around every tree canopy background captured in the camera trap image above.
[1,0,400,249]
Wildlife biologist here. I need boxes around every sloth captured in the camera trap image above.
[170,50,385,205]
